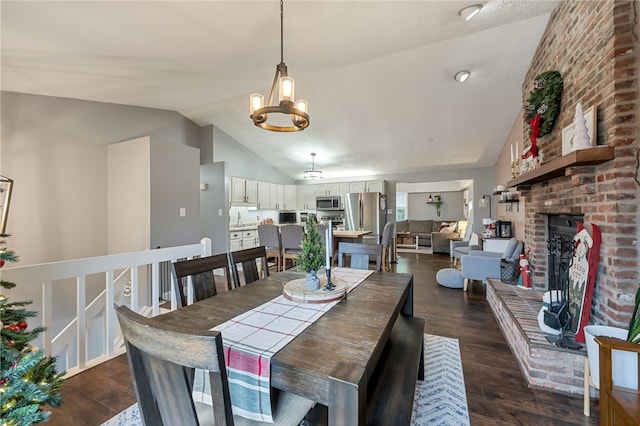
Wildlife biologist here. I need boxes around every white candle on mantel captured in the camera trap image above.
[516,141,519,159]
[510,144,513,163]
[325,228,330,268]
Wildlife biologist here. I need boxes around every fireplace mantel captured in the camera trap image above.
[507,146,615,189]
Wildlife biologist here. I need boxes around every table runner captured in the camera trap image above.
[192,267,374,422]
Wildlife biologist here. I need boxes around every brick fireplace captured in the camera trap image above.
[486,0,639,396]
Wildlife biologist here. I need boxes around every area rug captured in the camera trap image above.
[101,334,469,426]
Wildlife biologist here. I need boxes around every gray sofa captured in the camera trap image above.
[395,219,458,249]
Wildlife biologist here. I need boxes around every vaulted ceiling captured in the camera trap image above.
[1,1,559,180]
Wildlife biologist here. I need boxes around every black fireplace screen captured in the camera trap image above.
[547,214,583,292]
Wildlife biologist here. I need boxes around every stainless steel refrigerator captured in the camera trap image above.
[344,192,386,244]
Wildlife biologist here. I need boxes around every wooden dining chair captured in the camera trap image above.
[171,253,232,308]
[280,224,305,270]
[257,224,282,273]
[229,246,269,288]
[115,305,315,426]
[337,242,383,271]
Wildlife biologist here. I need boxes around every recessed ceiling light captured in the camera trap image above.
[459,4,483,21]
[454,70,471,83]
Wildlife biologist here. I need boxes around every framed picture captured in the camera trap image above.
[561,105,597,156]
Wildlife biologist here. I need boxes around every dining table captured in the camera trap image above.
[153,267,416,425]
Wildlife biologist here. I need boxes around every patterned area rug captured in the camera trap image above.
[102,334,469,426]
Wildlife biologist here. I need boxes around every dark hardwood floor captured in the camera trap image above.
[44,252,599,425]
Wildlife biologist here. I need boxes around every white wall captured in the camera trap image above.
[0,91,202,265]
[408,192,465,221]
[108,136,151,254]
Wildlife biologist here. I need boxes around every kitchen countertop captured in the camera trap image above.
[229,224,258,231]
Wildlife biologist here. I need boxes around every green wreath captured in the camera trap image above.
[523,71,563,137]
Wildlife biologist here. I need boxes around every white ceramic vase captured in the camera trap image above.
[584,325,638,389]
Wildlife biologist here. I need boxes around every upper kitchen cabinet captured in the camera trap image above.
[349,180,385,194]
[297,185,313,210]
[257,181,270,210]
[283,185,297,211]
[230,177,258,206]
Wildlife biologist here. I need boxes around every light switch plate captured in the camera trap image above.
[179,208,186,217]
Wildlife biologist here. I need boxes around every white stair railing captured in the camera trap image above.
[2,238,212,377]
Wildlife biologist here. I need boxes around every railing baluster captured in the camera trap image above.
[42,281,53,355]
[76,275,86,370]
[131,266,139,313]
[105,269,115,357]
[151,262,159,316]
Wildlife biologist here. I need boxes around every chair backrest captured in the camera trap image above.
[317,223,329,247]
[338,242,382,271]
[171,253,231,308]
[115,305,233,426]
[501,238,524,260]
[257,224,281,250]
[280,224,305,251]
[229,246,269,288]
[381,222,395,248]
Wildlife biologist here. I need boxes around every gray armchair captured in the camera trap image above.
[451,232,480,266]
[461,238,523,291]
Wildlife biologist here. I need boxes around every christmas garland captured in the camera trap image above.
[523,71,563,137]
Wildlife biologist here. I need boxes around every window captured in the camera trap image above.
[396,192,407,221]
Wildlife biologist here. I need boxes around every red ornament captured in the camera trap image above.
[0,259,5,268]
[7,324,20,332]
[17,321,28,330]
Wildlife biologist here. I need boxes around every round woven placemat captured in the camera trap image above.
[283,277,347,304]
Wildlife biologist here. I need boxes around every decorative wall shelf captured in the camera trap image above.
[507,146,615,189]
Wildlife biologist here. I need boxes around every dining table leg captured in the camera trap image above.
[329,362,367,425]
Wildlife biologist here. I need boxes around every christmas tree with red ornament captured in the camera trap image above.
[1,235,64,425]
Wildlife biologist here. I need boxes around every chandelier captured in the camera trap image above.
[249,0,309,132]
[303,153,322,179]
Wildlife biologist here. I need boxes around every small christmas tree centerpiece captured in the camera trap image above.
[0,235,65,425]
[296,217,326,290]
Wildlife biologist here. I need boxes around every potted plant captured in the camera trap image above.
[296,217,325,290]
[584,286,640,390]
[433,195,443,217]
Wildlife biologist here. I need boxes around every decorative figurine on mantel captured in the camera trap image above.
[297,216,325,290]
[571,102,592,151]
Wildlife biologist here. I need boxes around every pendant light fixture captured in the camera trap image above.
[303,153,322,179]
[249,0,309,132]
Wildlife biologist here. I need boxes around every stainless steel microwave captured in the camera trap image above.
[316,196,341,210]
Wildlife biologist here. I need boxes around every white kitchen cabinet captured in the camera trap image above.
[349,181,366,193]
[229,231,243,251]
[257,181,270,210]
[270,184,284,209]
[283,185,297,210]
[230,177,258,206]
[349,180,385,194]
[297,185,313,210]
[242,230,258,249]
[230,230,258,251]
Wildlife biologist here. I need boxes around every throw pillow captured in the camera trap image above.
[441,226,455,233]
[501,238,518,259]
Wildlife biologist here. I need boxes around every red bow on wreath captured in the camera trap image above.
[522,113,540,159]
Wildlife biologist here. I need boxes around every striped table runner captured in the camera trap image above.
[193,267,374,423]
